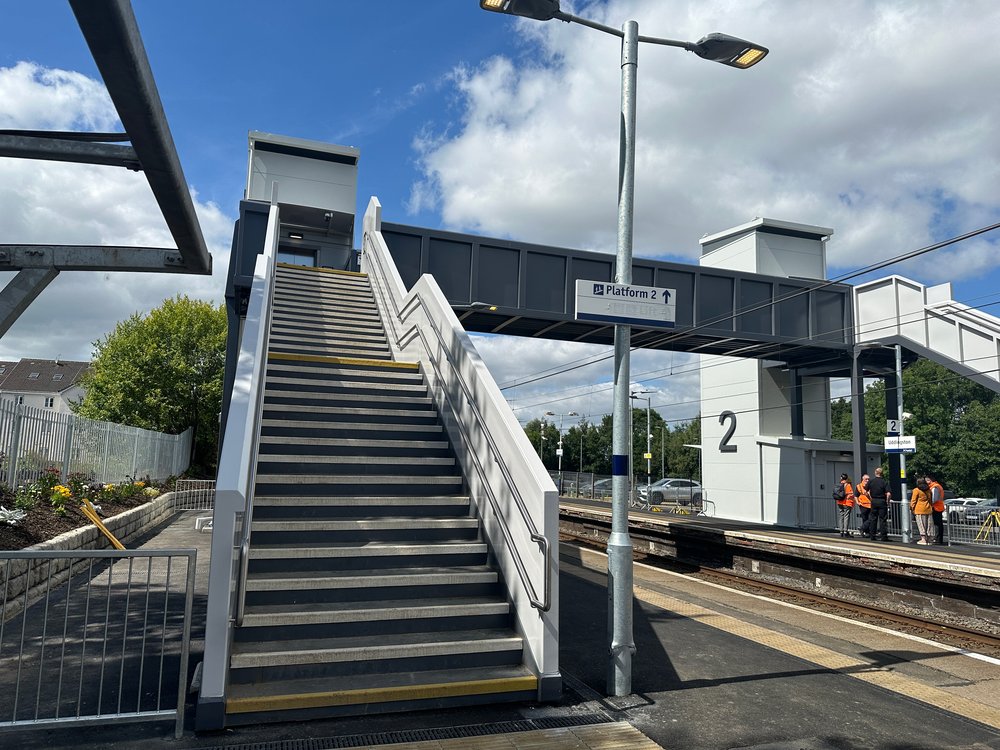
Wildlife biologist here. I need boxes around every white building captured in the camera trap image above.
[0,359,89,413]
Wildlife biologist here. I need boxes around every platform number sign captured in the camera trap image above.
[719,411,738,453]
[886,418,901,435]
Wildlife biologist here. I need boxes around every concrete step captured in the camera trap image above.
[254,456,456,477]
[265,364,423,386]
[259,420,445,441]
[251,495,470,519]
[276,287,375,307]
[263,377,427,398]
[239,596,508,628]
[271,309,383,329]
[224,664,536,724]
[228,628,525,682]
[262,391,432,408]
[246,541,488,573]
[259,404,439,423]
[268,341,391,359]
[251,517,477,534]
[269,325,387,344]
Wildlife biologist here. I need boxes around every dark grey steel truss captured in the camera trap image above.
[0,0,212,337]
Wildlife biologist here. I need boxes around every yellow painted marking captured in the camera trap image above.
[267,352,418,370]
[350,722,664,749]
[277,262,366,277]
[226,675,536,714]
[570,548,1000,730]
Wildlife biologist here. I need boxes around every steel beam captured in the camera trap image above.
[0,134,141,170]
[0,244,189,272]
[0,268,60,337]
[69,0,212,274]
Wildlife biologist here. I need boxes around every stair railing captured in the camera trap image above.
[361,198,559,692]
[198,202,279,719]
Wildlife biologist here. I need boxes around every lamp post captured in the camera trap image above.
[481,0,767,698]
[545,410,578,493]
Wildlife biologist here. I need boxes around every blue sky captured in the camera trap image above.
[2,1,999,427]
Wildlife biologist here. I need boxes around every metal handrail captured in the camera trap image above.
[362,230,552,611]
[232,216,278,627]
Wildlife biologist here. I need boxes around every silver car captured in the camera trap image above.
[638,478,704,506]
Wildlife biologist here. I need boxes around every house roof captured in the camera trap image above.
[0,359,90,394]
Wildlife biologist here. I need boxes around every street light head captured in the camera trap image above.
[544,411,555,416]
[691,33,768,69]
[480,0,561,21]
[567,411,579,417]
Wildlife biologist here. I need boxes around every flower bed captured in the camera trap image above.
[0,469,173,550]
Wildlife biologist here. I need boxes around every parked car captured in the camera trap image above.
[946,498,987,523]
[962,498,999,525]
[591,478,614,499]
[638,478,704,506]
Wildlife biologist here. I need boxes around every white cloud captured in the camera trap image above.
[0,62,233,362]
[412,0,1000,274]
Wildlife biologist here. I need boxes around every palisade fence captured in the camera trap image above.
[0,401,192,488]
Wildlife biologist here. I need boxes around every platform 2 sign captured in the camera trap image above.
[575,281,676,327]
[884,435,916,454]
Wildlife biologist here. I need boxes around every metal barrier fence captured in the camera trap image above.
[0,549,196,738]
[0,400,192,487]
[796,496,1000,549]
[172,479,216,511]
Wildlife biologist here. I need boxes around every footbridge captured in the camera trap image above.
[201,131,1000,727]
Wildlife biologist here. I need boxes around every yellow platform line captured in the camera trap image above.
[277,262,366,277]
[361,722,664,750]
[267,352,418,370]
[571,548,1000,731]
[226,675,537,714]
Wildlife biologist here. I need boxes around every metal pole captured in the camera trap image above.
[645,397,651,500]
[557,416,564,494]
[660,424,665,478]
[608,19,638,698]
[896,345,911,543]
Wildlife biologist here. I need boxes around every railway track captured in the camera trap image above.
[560,526,1000,660]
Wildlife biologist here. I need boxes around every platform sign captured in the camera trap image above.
[643,452,653,459]
[886,418,901,435]
[575,280,676,328]
[884,435,916,454]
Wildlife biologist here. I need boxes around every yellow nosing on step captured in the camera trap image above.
[267,352,419,369]
[226,675,537,714]
[277,262,366,277]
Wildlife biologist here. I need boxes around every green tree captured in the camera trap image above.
[948,399,1000,498]
[73,295,227,475]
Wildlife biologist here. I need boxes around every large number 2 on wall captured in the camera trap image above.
[719,411,737,453]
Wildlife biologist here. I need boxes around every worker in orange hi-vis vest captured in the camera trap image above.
[834,473,855,538]
[856,474,872,538]
[926,474,946,545]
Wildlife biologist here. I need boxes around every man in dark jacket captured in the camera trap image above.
[867,467,891,541]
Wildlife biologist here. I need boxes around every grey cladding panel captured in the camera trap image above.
[656,269,695,328]
[699,275,735,332]
[738,280,772,335]
[778,284,809,339]
[382,230,421,290]
[814,290,846,342]
[428,237,472,304]
[478,244,520,308]
[525,252,566,312]
[570,258,613,290]
[632,265,654,287]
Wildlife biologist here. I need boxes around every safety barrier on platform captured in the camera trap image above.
[795,496,999,548]
[0,549,196,738]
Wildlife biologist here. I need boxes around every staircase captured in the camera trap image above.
[225,263,536,724]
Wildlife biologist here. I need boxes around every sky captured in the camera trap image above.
[2,0,999,432]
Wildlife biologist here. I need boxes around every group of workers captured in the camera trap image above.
[834,469,945,544]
